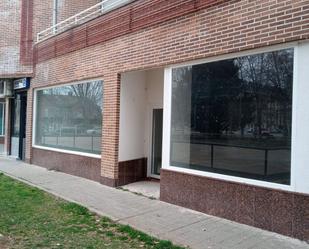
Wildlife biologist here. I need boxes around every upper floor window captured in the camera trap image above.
[100,0,131,12]
[0,81,4,95]
[170,48,294,185]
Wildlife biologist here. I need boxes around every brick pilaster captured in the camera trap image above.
[20,0,34,66]
[100,73,121,186]
[25,89,33,163]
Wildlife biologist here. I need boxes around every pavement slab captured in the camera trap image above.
[0,157,308,249]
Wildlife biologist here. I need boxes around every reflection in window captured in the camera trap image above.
[171,49,294,185]
[0,102,5,136]
[0,80,4,95]
[35,80,103,155]
[100,0,131,12]
[13,96,21,137]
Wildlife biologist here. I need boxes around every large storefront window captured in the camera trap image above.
[170,48,294,185]
[35,80,103,155]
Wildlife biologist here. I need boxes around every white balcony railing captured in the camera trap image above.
[37,0,131,43]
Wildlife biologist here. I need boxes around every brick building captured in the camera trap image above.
[0,0,33,158]
[1,0,309,242]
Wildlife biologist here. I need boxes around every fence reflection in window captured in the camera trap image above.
[171,48,293,185]
[35,80,103,155]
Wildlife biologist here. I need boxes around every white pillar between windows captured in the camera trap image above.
[292,41,309,195]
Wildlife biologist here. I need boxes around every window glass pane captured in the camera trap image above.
[0,103,4,136]
[0,81,4,95]
[35,80,103,155]
[101,0,130,11]
[171,48,293,185]
[13,96,21,136]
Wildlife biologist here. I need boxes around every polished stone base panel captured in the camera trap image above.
[32,148,101,182]
[118,158,147,186]
[100,158,147,187]
[31,149,147,187]
[160,169,309,242]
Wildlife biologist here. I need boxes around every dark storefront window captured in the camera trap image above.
[35,80,103,155]
[170,48,294,185]
[0,81,4,95]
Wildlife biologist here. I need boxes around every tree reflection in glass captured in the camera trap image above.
[171,49,293,184]
[35,80,103,155]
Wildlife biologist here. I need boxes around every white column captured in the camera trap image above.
[292,41,309,194]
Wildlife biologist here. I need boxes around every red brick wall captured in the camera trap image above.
[0,0,32,77]
[24,0,309,239]
[32,0,53,42]
[28,0,309,182]
[25,89,33,161]
[20,0,34,66]
[100,73,121,180]
[35,0,227,62]
[35,0,309,64]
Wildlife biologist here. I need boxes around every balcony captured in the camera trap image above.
[36,0,132,43]
[35,0,222,63]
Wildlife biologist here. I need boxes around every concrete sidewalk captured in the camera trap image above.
[0,157,308,249]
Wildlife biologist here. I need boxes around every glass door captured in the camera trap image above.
[10,95,21,158]
[11,92,27,159]
[151,108,163,176]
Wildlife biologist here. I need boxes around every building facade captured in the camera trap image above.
[0,0,33,159]
[1,0,309,242]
